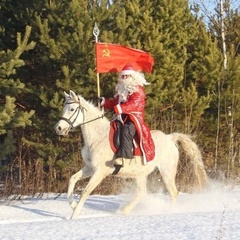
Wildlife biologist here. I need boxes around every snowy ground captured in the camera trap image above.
[1,183,240,240]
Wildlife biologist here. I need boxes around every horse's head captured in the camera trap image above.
[55,90,85,136]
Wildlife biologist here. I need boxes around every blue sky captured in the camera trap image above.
[189,0,240,24]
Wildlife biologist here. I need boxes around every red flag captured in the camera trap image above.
[95,42,154,73]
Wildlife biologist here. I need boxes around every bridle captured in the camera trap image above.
[59,100,105,130]
[59,101,83,130]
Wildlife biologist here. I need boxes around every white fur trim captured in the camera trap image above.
[121,70,135,75]
[115,104,122,114]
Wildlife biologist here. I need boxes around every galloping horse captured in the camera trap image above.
[54,90,207,219]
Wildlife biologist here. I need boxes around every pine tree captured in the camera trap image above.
[0,26,35,163]
[31,0,108,193]
[139,0,191,132]
[183,19,222,134]
[191,1,240,177]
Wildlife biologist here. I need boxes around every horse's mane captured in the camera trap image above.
[79,95,108,116]
[76,94,111,130]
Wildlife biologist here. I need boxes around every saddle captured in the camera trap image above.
[109,121,142,156]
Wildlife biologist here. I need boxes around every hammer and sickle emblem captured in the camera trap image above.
[102,46,110,57]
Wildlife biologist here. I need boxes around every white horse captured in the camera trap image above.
[54,90,207,219]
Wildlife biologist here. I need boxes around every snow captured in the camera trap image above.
[1,183,240,240]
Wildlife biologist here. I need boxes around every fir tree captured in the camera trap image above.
[142,0,191,132]
[183,19,222,134]
[0,26,35,162]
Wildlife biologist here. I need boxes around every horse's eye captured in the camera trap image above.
[70,108,75,111]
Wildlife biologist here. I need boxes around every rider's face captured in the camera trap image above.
[121,74,131,79]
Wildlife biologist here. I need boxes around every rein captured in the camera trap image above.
[78,114,105,126]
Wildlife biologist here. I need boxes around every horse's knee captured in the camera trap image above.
[69,174,78,184]
[70,201,77,210]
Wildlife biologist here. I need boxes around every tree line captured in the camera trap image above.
[0,0,240,197]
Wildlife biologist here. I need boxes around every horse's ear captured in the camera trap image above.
[69,90,78,101]
[64,91,69,99]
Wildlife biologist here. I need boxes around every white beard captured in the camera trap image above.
[115,76,138,102]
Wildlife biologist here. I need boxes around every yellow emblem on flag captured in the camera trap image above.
[102,45,110,57]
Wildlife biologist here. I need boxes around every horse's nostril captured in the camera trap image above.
[55,124,61,132]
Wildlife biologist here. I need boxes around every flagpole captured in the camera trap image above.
[93,23,100,98]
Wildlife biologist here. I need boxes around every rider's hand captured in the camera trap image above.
[93,97,105,106]
[98,97,105,106]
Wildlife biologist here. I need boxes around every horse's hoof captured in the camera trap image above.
[70,214,77,220]
[121,207,131,215]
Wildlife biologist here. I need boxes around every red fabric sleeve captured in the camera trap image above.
[103,97,119,110]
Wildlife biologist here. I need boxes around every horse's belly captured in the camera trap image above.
[117,156,155,177]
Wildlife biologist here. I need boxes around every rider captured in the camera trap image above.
[100,63,155,167]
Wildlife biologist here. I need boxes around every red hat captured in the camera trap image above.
[121,63,135,75]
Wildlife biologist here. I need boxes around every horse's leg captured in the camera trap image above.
[67,166,93,209]
[71,169,105,219]
[159,167,179,201]
[121,176,147,215]
[162,175,178,201]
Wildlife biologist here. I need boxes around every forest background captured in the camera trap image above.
[0,0,240,197]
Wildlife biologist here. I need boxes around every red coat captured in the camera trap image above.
[103,85,155,163]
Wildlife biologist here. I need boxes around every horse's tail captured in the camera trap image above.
[171,133,208,190]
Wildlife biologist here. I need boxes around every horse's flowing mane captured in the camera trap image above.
[77,94,110,140]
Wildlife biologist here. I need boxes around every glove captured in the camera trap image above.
[98,97,105,106]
